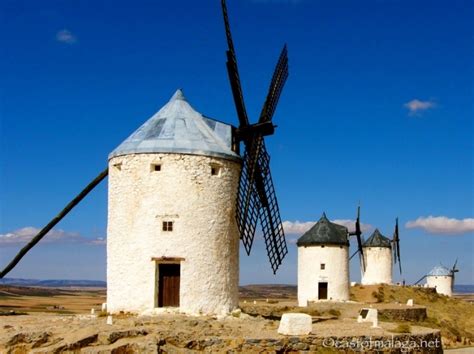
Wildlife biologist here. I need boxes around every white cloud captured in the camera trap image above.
[0,227,105,246]
[56,29,77,44]
[332,219,373,234]
[406,216,474,235]
[404,99,435,115]
[283,219,372,235]
[282,221,316,235]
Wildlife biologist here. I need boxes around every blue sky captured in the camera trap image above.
[1,0,472,284]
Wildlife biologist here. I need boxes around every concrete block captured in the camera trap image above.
[406,299,414,306]
[106,315,113,325]
[357,308,378,327]
[278,313,312,336]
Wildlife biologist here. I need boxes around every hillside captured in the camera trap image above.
[351,284,474,345]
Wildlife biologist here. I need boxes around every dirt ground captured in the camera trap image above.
[0,286,105,314]
[0,284,471,351]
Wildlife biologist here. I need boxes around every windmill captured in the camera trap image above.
[221,0,289,273]
[414,260,459,297]
[392,217,402,274]
[0,0,289,287]
[348,206,366,271]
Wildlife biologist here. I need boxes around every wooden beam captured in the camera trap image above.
[151,257,185,262]
[0,167,109,279]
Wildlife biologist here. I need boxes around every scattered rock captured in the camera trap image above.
[107,329,148,344]
[7,331,51,348]
[278,313,312,336]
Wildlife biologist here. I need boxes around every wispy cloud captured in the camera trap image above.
[56,29,77,44]
[283,219,372,235]
[0,227,105,246]
[404,99,436,115]
[406,216,474,235]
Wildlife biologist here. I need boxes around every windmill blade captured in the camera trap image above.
[0,168,109,279]
[258,45,289,124]
[452,258,459,273]
[221,0,249,127]
[237,136,288,273]
[254,141,288,274]
[414,274,427,285]
[354,205,366,272]
[393,217,402,274]
[236,145,262,254]
[349,249,360,260]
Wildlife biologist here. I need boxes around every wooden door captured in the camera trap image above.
[318,282,328,300]
[158,264,180,307]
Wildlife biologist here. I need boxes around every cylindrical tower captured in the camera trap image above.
[426,266,453,297]
[361,229,393,285]
[297,213,350,306]
[107,90,241,315]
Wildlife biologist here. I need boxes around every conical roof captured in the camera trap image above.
[363,229,392,248]
[296,213,349,247]
[109,89,240,161]
[428,265,452,277]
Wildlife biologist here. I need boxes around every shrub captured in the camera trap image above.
[392,323,411,333]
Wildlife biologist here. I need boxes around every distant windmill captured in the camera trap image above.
[415,260,459,297]
[0,0,290,315]
[296,213,352,304]
[351,215,402,285]
[361,229,393,285]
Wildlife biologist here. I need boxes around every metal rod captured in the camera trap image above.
[0,168,109,279]
[349,249,359,260]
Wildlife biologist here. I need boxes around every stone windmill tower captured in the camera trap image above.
[360,229,393,285]
[0,1,290,315]
[107,89,242,315]
[297,214,350,305]
[424,261,458,297]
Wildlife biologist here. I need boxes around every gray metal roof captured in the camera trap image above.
[109,89,240,161]
[427,265,452,277]
[363,229,392,248]
[296,213,349,247]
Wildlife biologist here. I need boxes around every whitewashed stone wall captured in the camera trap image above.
[361,247,393,285]
[297,245,350,305]
[426,275,453,297]
[107,153,241,315]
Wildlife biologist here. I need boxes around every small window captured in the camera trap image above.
[210,164,221,176]
[320,263,325,270]
[151,164,161,172]
[113,163,122,171]
[162,221,173,232]
[321,245,325,248]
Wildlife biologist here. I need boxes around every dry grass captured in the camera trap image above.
[351,284,474,343]
[391,323,412,333]
[0,285,105,314]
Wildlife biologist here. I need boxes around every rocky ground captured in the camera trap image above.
[1,284,472,352]
[0,312,441,353]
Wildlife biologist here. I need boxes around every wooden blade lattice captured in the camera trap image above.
[236,144,261,255]
[259,45,289,124]
[237,137,287,273]
[257,142,288,274]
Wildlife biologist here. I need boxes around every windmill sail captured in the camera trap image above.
[221,0,289,273]
[0,168,109,278]
[393,217,402,274]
